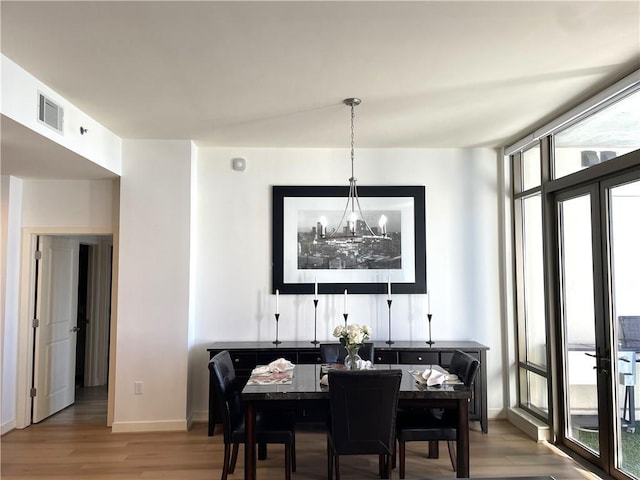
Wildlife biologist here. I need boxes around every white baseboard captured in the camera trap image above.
[190,410,208,423]
[488,407,507,419]
[1,419,16,435]
[111,419,188,433]
[507,407,551,442]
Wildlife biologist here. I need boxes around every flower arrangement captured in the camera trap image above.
[333,323,371,347]
[333,323,372,369]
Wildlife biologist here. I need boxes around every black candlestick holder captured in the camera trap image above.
[273,313,282,345]
[311,299,319,344]
[386,299,394,345]
[426,313,434,345]
[343,313,348,328]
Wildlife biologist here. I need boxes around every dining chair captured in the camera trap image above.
[320,342,375,364]
[327,369,402,480]
[209,351,296,480]
[395,350,480,479]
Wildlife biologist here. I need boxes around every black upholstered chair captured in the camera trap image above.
[327,369,402,480]
[395,350,480,479]
[209,351,296,480]
[319,342,375,364]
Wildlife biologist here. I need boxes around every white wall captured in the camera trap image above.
[1,176,23,434]
[1,55,122,175]
[190,147,505,419]
[21,179,116,229]
[113,140,192,432]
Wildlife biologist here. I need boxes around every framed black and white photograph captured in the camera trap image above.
[272,185,426,294]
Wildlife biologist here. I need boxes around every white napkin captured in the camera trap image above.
[356,359,374,370]
[268,358,295,372]
[251,358,295,376]
[252,365,272,375]
[421,367,459,386]
[320,374,329,386]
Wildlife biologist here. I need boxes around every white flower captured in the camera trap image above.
[333,323,371,347]
[333,325,346,338]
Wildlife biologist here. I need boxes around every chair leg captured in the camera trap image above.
[258,442,267,460]
[447,440,457,471]
[428,440,439,458]
[292,435,297,472]
[385,454,392,480]
[327,437,333,480]
[399,440,406,480]
[335,455,341,480]
[378,454,385,478]
[392,439,397,469]
[284,444,292,480]
[229,443,239,474]
[221,443,231,480]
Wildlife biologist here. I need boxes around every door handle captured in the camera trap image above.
[584,352,610,374]
[70,326,79,333]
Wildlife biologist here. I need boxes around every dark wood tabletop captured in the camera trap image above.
[241,363,472,401]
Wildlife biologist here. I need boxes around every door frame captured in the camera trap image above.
[549,167,640,479]
[599,169,640,480]
[15,227,115,429]
[552,183,611,471]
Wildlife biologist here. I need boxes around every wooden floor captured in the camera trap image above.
[1,390,604,480]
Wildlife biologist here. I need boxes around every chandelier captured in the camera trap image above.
[317,98,390,244]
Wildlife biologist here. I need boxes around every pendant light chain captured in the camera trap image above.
[350,102,356,181]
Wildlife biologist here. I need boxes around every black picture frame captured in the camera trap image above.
[272,185,426,294]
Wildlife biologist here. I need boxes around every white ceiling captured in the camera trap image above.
[1,1,639,178]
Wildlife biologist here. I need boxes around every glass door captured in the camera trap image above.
[605,174,640,480]
[555,172,640,480]
[556,186,608,470]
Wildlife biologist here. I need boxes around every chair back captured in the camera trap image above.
[449,350,480,387]
[209,351,243,443]
[320,342,375,363]
[328,369,402,455]
[620,316,640,349]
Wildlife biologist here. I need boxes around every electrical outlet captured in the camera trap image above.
[134,381,144,394]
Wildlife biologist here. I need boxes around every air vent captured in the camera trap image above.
[38,92,63,133]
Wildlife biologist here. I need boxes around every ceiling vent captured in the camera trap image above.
[38,92,64,134]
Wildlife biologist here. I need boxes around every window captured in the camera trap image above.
[554,89,640,179]
[508,74,640,477]
[513,144,548,420]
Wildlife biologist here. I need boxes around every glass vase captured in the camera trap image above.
[344,345,361,370]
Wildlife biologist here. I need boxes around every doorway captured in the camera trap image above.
[554,171,640,480]
[31,234,112,425]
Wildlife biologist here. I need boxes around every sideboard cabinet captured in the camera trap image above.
[207,341,489,435]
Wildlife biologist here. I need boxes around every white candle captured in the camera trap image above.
[387,277,391,300]
[314,277,318,300]
[276,289,279,314]
[344,289,348,314]
[427,290,431,314]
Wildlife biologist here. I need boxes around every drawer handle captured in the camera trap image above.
[377,356,382,361]
[418,356,423,361]
[234,358,240,363]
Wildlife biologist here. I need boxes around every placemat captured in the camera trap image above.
[246,370,294,385]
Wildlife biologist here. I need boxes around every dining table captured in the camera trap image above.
[241,363,472,480]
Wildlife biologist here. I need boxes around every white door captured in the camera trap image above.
[33,236,80,423]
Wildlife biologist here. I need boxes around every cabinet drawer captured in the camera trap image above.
[229,352,257,370]
[399,351,439,365]
[256,350,297,365]
[374,351,398,364]
[298,351,323,364]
